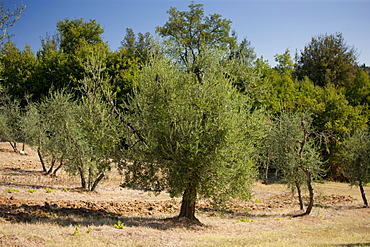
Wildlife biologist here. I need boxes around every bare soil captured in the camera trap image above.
[0,142,369,246]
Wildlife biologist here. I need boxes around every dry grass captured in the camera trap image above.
[1,142,370,246]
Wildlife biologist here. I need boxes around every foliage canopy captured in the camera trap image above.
[122,52,263,221]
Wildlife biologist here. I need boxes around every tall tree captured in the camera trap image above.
[122,53,262,223]
[104,28,152,105]
[54,18,109,95]
[312,85,368,179]
[156,2,236,75]
[33,35,70,102]
[57,18,105,54]
[120,28,153,63]
[0,42,36,104]
[345,67,370,107]
[295,33,358,88]
[274,49,294,76]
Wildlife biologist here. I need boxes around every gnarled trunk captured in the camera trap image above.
[295,181,304,211]
[90,172,105,192]
[46,156,56,174]
[52,156,64,176]
[178,183,198,222]
[304,170,314,215]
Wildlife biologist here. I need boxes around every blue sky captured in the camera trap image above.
[4,0,370,66]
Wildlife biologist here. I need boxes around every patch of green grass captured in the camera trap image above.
[62,188,69,192]
[236,218,254,223]
[45,188,54,193]
[6,188,19,193]
[28,189,36,193]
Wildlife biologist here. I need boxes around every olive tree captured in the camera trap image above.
[121,51,263,223]
[22,90,77,175]
[67,66,124,191]
[0,95,24,152]
[341,129,370,207]
[264,112,324,215]
[23,54,124,190]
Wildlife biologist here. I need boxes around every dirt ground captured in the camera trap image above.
[0,142,369,246]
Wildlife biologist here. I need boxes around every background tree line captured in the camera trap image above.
[1,2,369,222]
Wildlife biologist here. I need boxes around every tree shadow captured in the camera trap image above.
[0,201,204,230]
[0,167,42,176]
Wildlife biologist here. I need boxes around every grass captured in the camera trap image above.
[0,201,369,246]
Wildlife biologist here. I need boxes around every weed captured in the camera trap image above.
[28,189,36,193]
[62,188,69,192]
[73,228,79,235]
[35,210,58,218]
[86,228,91,233]
[114,220,125,229]
[275,218,282,220]
[242,208,251,213]
[331,214,337,217]
[255,199,262,203]
[45,188,54,193]
[237,218,254,223]
[6,188,19,193]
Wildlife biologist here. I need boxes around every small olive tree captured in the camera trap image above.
[121,52,263,223]
[341,129,370,207]
[62,54,125,191]
[22,90,77,175]
[23,55,124,191]
[0,95,24,152]
[67,77,124,191]
[264,112,324,215]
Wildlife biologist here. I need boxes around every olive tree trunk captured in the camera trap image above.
[178,182,199,222]
[304,170,314,215]
[359,180,368,207]
[295,181,304,211]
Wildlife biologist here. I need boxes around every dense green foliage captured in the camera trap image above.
[122,52,263,220]
[157,2,236,70]
[295,33,358,88]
